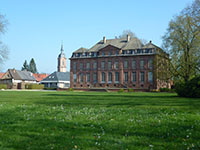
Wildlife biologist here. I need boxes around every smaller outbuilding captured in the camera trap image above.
[40,71,70,89]
[0,69,37,89]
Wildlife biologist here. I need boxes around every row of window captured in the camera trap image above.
[73,72,153,83]
[72,48,154,58]
[73,59,153,71]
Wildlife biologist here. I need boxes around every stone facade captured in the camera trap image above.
[70,36,171,91]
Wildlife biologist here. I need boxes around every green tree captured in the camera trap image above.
[21,60,29,71]
[29,58,38,73]
[0,13,8,71]
[162,0,200,82]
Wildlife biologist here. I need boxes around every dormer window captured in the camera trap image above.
[115,51,119,55]
[123,50,127,54]
[137,49,141,54]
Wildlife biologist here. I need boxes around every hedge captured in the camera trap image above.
[25,84,44,89]
[0,84,7,89]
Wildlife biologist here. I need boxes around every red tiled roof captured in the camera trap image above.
[0,73,5,79]
[33,73,49,82]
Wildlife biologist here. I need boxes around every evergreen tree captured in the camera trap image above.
[21,60,29,71]
[29,58,38,73]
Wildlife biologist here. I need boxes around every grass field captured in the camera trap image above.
[0,91,200,150]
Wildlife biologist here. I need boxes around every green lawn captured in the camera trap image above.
[0,91,200,150]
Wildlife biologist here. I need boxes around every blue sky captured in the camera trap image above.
[0,0,193,73]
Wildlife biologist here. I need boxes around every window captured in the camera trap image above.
[132,72,136,82]
[101,72,105,82]
[132,60,136,69]
[114,61,119,69]
[137,49,141,54]
[140,72,145,82]
[93,73,97,83]
[148,72,153,82]
[129,50,132,54]
[123,50,127,54]
[145,49,149,53]
[108,61,112,70]
[86,73,90,82]
[115,51,119,55]
[115,72,119,82]
[80,63,83,71]
[80,73,84,83]
[93,62,97,70]
[62,61,65,66]
[108,72,112,82]
[148,59,153,69]
[86,62,90,70]
[101,61,105,70]
[73,73,77,82]
[102,52,105,56]
[124,72,128,82]
[140,60,144,69]
[124,60,128,69]
[108,51,112,56]
[73,62,77,71]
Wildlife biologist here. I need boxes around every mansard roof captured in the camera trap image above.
[73,47,88,53]
[73,37,158,54]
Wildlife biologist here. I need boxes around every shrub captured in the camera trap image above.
[44,87,57,90]
[69,88,73,91]
[118,89,124,93]
[0,84,7,89]
[175,76,200,98]
[160,88,169,92]
[128,88,134,92]
[25,84,44,89]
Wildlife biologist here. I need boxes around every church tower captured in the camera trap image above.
[57,44,66,72]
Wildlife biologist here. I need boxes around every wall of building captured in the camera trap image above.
[70,48,157,91]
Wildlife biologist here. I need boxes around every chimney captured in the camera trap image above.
[149,40,152,43]
[103,36,106,44]
[127,35,130,42]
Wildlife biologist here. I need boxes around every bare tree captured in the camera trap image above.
[0,13,8,71]
[118,30,137,39]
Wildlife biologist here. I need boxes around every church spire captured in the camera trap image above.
[61,42,64,53]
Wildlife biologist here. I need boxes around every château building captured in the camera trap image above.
[70,35,171,91]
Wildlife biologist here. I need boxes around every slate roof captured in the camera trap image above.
[41,71,70,82]
[73,37,158,53]
[73,47,88,53]
[7,69,36,81]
